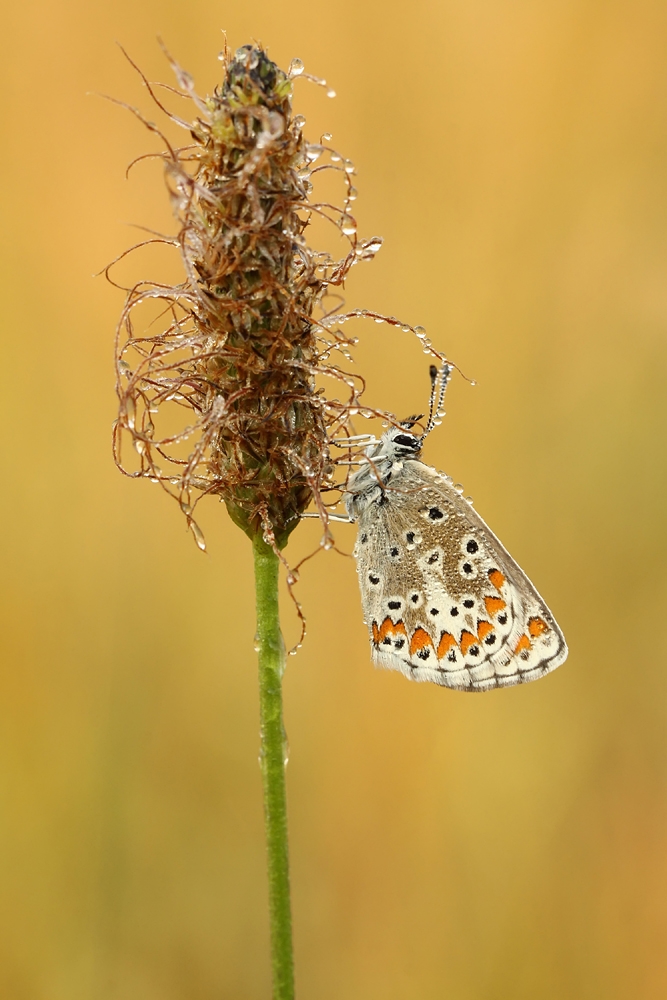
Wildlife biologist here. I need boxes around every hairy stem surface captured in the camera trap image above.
[253,535,294,1000]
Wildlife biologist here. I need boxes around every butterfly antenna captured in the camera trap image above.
[423,362,452,438]
[425,365,438,432]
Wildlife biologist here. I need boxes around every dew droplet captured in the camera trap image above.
[289,58,304,77]
[347,186,358,201]
[341,214,357,235]
[293,114,306,129]
[327,88,336,98]
[465,496,474,504]
[470,380,477,386]
[134,439,146,455]
[414,325,426,337]
[454,483,465,493]
[344,159,355,174]
[190,522,207,551]
[331,152,341,163]
[118,359,131,376]
[321,131,332,141]
[366,237,383,253]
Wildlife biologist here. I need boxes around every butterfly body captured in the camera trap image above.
[345,425,567,691]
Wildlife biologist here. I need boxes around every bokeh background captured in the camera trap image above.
[1,1,666,997]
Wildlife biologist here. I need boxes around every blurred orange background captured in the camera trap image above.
[1,1,666,998]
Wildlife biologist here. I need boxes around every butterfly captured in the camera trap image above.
[344,364,568,691]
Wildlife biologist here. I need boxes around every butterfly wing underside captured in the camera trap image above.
[353,461,567,691]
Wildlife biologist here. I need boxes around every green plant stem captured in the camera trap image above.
[253,534,295,1000]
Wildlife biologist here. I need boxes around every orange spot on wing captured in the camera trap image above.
[528,616,548,638]
[410,628,433,656]
[484,595,506,617]
[460,630,477,655]
[477,621,494,641]
[437,631,457,659]
[514,634,531,655]
[372,622,380,645]
[378,617,407,642]
[488,569,505,590]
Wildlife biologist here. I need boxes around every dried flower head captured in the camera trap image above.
[111,42,443,551]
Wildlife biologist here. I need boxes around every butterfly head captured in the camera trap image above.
[344,422,424,518]
[344,364,452,520]
[380,420,424,460]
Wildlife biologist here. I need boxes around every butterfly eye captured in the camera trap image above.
[393,434,418,448]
